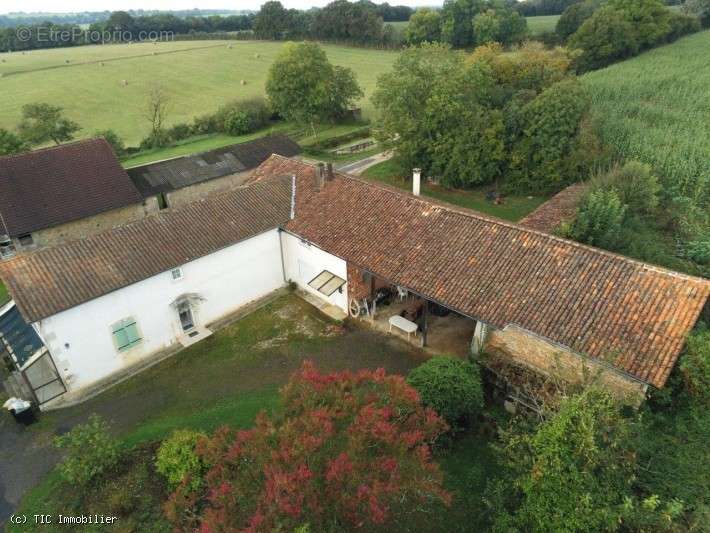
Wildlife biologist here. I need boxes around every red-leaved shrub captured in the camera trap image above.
[165,361,450,531]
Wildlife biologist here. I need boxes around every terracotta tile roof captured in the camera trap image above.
[0,139,143,236]
[519,183,588,233]
[0,176,292,323]
[127,134,301,197]
[259,155,709,388]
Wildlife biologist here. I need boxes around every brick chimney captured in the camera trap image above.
[412,168,421,196]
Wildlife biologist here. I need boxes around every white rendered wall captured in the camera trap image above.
[280,231,348,312]
[35,229,285,392]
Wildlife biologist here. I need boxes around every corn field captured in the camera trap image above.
[582,30,710,211]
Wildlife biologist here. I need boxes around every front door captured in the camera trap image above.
[177,301,195,333]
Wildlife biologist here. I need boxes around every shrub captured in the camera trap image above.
[165,361,450,531]
[95,129,125,157]
[679,327,710,407]
[156,429,206,491]
[568,187,627,249]
[683,0,710,27]
[590,161,660,215]
[407,356,484,428]
[53,414,121,487]
[556,0,600,40]
[139,129,171,150]
[166,122,193,142]
[0,127,29,156]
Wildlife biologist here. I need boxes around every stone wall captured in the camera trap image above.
[161,171,251,210]
[484,324,647,404]
[19,200,156,250]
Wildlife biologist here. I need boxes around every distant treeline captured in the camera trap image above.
[0,9,249,28]
[516,0,684,16]
[0,1,414,52]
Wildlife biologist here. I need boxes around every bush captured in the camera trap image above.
[568,187,627,249]
[156,429,206,491]
[556,0,600,40]
[139,129,172,150]
[95,129,125,157]
[53,414,121,487]
[679,327,710,407]
[569,6,639,71]
[407,356,484,428]
[165,361,450,531]
[590,161,660,215]
[215,97,270,135]
[683,0,710,27]
[166,122,193,142]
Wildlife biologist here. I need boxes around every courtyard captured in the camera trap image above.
[2,292,501,531]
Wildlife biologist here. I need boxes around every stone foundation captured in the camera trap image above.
[484,325,647,405]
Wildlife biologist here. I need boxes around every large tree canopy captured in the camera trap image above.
[17,103,80,146]
[266,42,362,127]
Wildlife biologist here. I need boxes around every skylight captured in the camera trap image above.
[308,270,346,296]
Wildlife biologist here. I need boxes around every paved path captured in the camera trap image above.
[336,150,393,176]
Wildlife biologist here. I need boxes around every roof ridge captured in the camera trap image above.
[270,154,709,285]
[0,137,109,163]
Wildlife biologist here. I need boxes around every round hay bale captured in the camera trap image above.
[240,79,247,85]
[100,62,105,66]
[121,79,128,86]
[65,59,71,63]
[254,53,260,59]
[227,44,233,49]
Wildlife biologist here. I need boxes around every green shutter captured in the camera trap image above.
[112,318,141,352]
[125,323,141,345]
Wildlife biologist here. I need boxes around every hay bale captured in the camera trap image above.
[121,79,128,86]
[254,53,260,59]
[240,79,246,86]
[227,44,233,49]
[65,59,71,64]
[100,62,105,66]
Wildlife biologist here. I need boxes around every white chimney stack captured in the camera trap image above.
[412,168,421,196]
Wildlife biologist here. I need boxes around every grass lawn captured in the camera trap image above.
[8,293,502,531]
[363,159,548,223]
[0,280,8,306]
[0,40,398,145]
[526,14,560,35]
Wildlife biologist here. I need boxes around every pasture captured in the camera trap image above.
[526,14,560,35]
[0,40,398,145]
[581,30,710,203]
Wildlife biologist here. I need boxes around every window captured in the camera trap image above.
[308,270,346,296]
[157,193,169,210]
[0,235,15,259]
[171,267,183,281]
[18,233,34,247]
[111,318,142,352]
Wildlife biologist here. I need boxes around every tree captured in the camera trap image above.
[312,0,384,44]
[556,0,601,40]
[405,8,442,44]
[472,9,501,45]
[266,42,362,133]
[490,388,637,532]
[253,1,295,39]
[569,7,640,71]
[0,128,28,156]
[141,85,171,149]
[508,78,591,192]
[165,361,450,531]
[17,103,80,146]
[683,0,710,27]
[94,129,125,157]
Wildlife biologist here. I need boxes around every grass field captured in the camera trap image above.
[582,30,710,207]
[0,280,8,305]
[0,40,398,145]
[526,14,560,35]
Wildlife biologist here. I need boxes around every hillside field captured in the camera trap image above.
[526,14,560,35]
[582,30,710,204]
[0,40,398,145]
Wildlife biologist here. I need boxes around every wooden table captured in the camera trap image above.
[388,314,418,341]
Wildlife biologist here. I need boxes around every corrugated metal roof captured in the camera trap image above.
[127,134,301,198]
